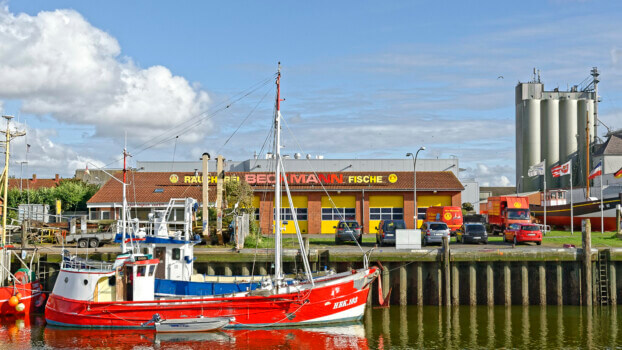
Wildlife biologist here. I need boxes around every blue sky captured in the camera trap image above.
[2,1,622,186]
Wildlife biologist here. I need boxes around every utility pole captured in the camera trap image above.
[201,153,210,241]
[0,116,25,285]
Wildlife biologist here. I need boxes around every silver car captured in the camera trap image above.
[334,221,362,244]
[421,221,450,246]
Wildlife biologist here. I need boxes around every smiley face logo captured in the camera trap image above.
[513,202,521,208]
[169,174,179,184]
[444,212,452,221]
[388,174,398,183]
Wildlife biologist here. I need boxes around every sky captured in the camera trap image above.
[1,0,622,186]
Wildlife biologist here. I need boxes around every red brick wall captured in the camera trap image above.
[307,193,322,235]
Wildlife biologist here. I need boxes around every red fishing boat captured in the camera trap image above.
[45,64,379,329]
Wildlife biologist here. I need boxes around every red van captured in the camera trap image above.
[425,206,463,234]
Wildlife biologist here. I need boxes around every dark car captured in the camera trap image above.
[456,223,488,244]
[334,221,362,244]
[421,221,450,246]
[376,219,406,246]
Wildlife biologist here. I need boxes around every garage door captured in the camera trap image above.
[273,195,308,234]
[369,195,404,234]
[321,195,356,234]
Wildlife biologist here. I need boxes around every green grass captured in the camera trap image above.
[241,231,622,249]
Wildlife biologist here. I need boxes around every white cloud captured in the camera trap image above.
[0,7,210,144]
[7,121,105,178]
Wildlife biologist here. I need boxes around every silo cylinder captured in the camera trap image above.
[541,99,560,188]
[522,99,541,192]
[559,98,578,188]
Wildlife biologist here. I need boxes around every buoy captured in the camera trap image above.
[15,303,25,312]
[8,296,19,307]
[15,292,22,300]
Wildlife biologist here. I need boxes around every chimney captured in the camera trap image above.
[32,174,37,182]
[55,174,60,183]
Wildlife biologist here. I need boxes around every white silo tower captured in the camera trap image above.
[515,68,598,192]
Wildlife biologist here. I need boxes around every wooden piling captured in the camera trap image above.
[469,262,476,306]
[399,264,407,306]
[582,219,592,306]
[207,263,215,276]
[241,263,250,276]
[504,263,511,305]
[521,263,529,305]
[382,263,390,304]
[451,264,459,305]
[224,263,232,276]
[416,263,423,306]
[442,236,450,306]
[556,261,563,305]
[486,264,494,306]
[539,263,546,305]
[610,263,617,305]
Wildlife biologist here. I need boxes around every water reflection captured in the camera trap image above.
[0,307,621,349]
[44,324,369,349]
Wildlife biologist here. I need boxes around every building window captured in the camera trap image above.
[254,208,260,222]
[273,208,307,221]
[101,211,111,220]
[370,207,403,220]
[322,208,355,221]
[89,211,98,220]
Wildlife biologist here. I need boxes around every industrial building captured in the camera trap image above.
[515,68,599,192]
[86,158,471,234]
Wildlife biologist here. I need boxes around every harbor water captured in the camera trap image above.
[0,306,620,349]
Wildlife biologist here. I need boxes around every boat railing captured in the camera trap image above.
[62,252,114,271]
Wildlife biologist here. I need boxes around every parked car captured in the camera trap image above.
[456,223,488,244]
[504,223,542,245]
[334,220,363,244]
[375,219,406,246]
[421,221,450,246]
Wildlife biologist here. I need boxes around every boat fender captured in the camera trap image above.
[184,256,195,264]
[8,296,18,307]
[15,303,25,313]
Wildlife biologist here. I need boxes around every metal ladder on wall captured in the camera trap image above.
[597,250,610,305]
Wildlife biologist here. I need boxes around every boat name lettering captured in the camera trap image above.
[333,297,358,309]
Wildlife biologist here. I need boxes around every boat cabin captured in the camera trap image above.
[541,190,567,206]
[53,257,159,303]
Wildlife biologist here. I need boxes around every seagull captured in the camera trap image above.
[497,76,504,79]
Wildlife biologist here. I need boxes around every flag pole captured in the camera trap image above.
[544,162,547,235]
[600,175,605,235]
[570,164,573,236]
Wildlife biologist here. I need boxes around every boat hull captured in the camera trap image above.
[530,195,622,231]
[0,281,44,315]
[45,268,377,329]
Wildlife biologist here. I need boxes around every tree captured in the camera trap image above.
[462,202,474,212]
[5,179,100,220]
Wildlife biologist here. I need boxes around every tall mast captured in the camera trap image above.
[121,147,128,253]
[274,63,283,281]
[586,115,590,200]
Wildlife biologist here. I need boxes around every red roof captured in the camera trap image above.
[8,174,61,190]
[88,171,463,205]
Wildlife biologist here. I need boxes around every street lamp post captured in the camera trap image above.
[406,146,426,229]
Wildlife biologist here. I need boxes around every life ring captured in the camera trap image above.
[14,270,29,285]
